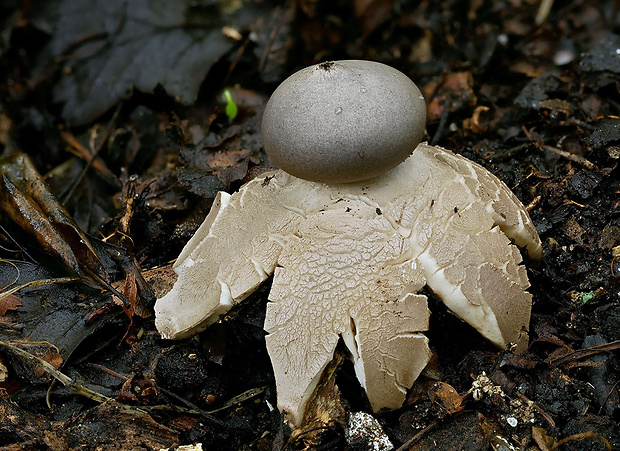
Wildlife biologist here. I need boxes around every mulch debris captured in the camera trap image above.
[0,0,619,449]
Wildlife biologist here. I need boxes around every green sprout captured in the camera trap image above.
[580,291,595,304]
[223,90,238,123]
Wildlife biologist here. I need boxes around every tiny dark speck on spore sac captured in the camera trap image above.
[376,207,382,215]
[319,61,335,71]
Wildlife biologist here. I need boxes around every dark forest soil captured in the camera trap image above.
[0,0,619,450]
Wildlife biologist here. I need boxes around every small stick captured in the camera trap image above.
[516,391,555,429]
[536,0,554,25]
[548,340,620,366]
[395,419,439,451]
[551,431,612,450]
[542,145,596,170]
[0,340,109,404]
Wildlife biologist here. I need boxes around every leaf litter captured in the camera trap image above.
[31,0,268,125]
[0,0,619,449]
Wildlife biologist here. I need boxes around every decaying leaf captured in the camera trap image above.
[0,293,22,315]
[423,72,477,122]
[0,260,115,361]
[289,351,346,444]
[64,401,179,449]
[0,389,70,449]
[427,381,463,415]
[0,152,110,288]
[32,0,267,125]
[32,349,63,379]
[156,143,542,426]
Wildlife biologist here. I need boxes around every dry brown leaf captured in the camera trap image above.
[532,426,554,451]
[463,106,491,134]
[0,293,22,315]
[424,72,477,122]
[0,152,110,288]
[427,381,463,415]
[33,351,64,378]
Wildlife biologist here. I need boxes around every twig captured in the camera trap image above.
[59,129,117,184]
[525,195,541,212]
[395,419,439,451]
[205,385,268,414]
[551,431,612,450]
[87,363,235,428]
[0,275,80,302]
[542,145,596,170]
[0,340,110,404]
[226,36,251,80]
[548,340,620,366]
[259,1,290,73]
[535,0,554,25]
[598,380,620,415]
[80,263,132,309]
[61,103,122,204]
[516,391,555,428]
[521,125,596,169]
[0,225,36,261]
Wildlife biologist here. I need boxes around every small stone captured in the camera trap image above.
[346,411,393,450]
[506,417,518,428]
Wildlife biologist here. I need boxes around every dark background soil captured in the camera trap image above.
[0,0,619,450]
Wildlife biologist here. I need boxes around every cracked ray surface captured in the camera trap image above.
[264,202,430,425]
[155,143,542,425]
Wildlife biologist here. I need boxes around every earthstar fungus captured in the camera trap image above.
[155,60,542,427]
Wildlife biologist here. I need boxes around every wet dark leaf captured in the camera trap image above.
[0,260,117,360]
[580,33,620,74]
[64,401,178,449]
[586,118,620,146]
[33,0,266,125]
[514,73,560,110]
[178,89,268,198]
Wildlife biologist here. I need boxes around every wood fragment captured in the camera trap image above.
[516,391,555,428]
[543,145,596,170]
[548,340,620,366]
[525,195,541,211]
[0,340,110,403]
[536,0,554,25]
[394,420,439,451]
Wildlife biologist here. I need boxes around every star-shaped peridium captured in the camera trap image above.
[155,143,542,426]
